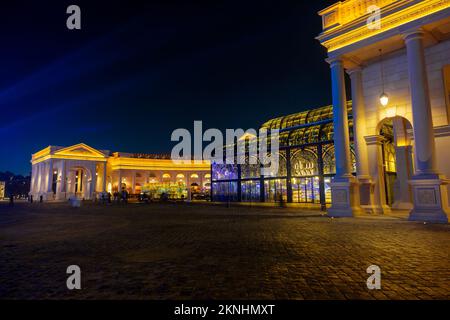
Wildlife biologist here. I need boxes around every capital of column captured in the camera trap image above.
[325,57,344,68]
[347,66,363,77]
[403,28,426,44]
[365,135,385,146]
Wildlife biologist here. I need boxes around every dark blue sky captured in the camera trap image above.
[0,0,337,175]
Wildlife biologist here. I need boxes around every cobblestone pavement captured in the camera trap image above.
[0,202,449,300]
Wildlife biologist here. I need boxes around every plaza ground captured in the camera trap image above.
[0,201,449,300]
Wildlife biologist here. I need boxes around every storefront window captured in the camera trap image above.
[264,179,287,202]
[212,181,238,202]
[241,180,260,202]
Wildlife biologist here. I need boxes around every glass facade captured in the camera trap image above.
[211,103,357,208]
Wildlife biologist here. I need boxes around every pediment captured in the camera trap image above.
[54,143,106,158]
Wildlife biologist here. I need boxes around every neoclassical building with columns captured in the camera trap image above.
[317,0,450,222]
[29,143,211,201]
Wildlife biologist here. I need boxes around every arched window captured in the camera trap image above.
[190,173,199,179]
[291,149,318,176]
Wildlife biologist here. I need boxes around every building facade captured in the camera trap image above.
[211,102,400,210]
[29,143,211,201]
[211,103,354,207]
[317,0,450,223]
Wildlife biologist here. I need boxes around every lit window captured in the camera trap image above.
[190,173,199,179]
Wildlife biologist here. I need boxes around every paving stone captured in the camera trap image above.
[0,202,449,300]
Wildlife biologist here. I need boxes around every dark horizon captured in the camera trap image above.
[0,0,337,175]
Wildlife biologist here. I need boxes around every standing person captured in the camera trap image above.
[9,194,14,207]
[39,195,43,203]
[30,195,33,203]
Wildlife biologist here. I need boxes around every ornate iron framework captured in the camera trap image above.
[211,102,359,209]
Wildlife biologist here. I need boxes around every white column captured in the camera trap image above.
[117,170,122,191]
[404,29,437,175]
[30,164,36,194]
[365,135,391,214]
[404,29,449,223]
[90,166,97,200]
[55,160,67,200]
[331,59,352,180]
[348,68,370,178]
[61,160,66,193]
[46,159,53,194]
[349,67,377,213]
[102,162,107,193]
[36,163,42,194]
[327,58,362,217]
[392,118,413,210]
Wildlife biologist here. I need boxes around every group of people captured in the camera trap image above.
[8,194,44,207]
[99,190,129,204]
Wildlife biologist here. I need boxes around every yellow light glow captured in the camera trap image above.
[318,0,450,53]
[380,93,389,106]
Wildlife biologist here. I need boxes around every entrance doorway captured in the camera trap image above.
[378,117,414,208]
[69,167,92,199]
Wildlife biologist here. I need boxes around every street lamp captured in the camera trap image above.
[379,49,389,107]
[380,92,389,106]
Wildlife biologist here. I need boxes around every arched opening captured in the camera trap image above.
[67,166,93,199]
[378,116,414,208]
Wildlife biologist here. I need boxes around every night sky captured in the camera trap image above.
[0,0,338,175]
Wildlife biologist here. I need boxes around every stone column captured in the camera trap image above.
[56,160,67,200]
[365,135,391,214]
[61,160,66,193]
[131,170,136,194]
[37,162,43,194]
[327,58,362,217]
[29,165,35,195]
[117,170,122,192]
[348,67,376,213]
[404,29,449,223]
[90,165,97,200]
[102,162,107,193]
[392,118,413,210]
[46,159,54,200]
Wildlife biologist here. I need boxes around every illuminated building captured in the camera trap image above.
[317,0,450,223]
[29,143,210,200]
[213,0,450,223]
[211,104,353,207]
